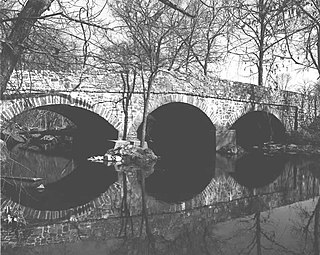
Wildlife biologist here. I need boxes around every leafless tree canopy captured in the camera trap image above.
[2,0,320,140]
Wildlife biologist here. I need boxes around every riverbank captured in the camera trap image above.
[261,143,320,155]
[218,126,320,157]
[217,143,320,157]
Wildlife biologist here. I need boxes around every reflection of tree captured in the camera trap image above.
[114,164,156,255]
[236,193,265,255]
[160,220,225,255]
[138,170,153,240]
[118,172,134,237]
[112,158,320,255]
[236,190,301,255]
[292,197,320,255]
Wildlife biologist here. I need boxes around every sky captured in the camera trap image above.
[219,55,319,92]
[9,0,319,93]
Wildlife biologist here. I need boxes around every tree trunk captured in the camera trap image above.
[120,71,135,140]
[123,109,129,140]
[0,0,53,97]
[258,0,265,88]
[140,75,154,148]
[317,26,320,77]
[257,51,264,87]
[140,95,150,148]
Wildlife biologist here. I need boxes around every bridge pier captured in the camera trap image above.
[216,129,236,151]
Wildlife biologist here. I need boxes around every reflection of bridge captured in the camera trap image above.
[1,157,319,248]
[1,72,319,151]
[1,150,319,222]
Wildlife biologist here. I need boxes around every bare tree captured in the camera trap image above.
[109,0,190,147]
[0,0,114,96]
[99,42,139,140]
[0,0,55,97]
[231,0,288,92]
[174,0,235,76]
[283,1,320,78]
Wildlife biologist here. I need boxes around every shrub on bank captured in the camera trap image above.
[287,117,320,145]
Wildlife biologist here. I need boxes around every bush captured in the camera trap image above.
[308,116,320,132]
[287,126,320,146]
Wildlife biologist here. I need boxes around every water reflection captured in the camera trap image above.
[1,140,320,254]
[3,144,74,184]
[214,197,320,255]
[145,159,214,203]
[230,152,287,188]
[1,161,117,210]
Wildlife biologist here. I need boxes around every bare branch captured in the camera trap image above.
[158,0,195,18]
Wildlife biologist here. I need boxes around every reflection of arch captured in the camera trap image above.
[1,94,122,131]
[230,152,286,188]
[1,162,118,220]
[145,160,214,203]
[230,110,286,149]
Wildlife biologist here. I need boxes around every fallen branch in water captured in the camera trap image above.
[1,176,44,182]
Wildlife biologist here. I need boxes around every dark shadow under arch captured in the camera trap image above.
[137,102,216,162]
[230,110,286,149]
[137,102,216,203]
[36,104,118,158]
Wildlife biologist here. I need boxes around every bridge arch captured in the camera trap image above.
[0,93,122,131]
[225,103,287,129]
[134,101,216,169]
[129,94,215,138]
[1,93,122,157]
[230,109,286,149]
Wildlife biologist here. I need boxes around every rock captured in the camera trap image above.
[262,142,320,155]
[117,145,158,166]
[90,144,159,167]
[36,184,45,192]
[105,154,122,162]
[88,155,105,163]
[217,144,245,156]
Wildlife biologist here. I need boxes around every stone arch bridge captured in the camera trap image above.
[1,76,319,226]
[1,82,317,153]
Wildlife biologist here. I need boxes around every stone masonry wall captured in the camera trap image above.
[1,72,319,139]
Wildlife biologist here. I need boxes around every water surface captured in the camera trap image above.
[1,143,319,255]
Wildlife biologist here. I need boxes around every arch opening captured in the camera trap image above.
[137,102,216,162]
[137,102,216,203]
[230,110,286,149]
[1,104,119,212]
[36,104,118,158]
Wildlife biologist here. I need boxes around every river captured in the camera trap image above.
[1,140,320,255]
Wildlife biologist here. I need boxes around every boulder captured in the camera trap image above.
[217,144,245,156]
[109,144,158,167]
